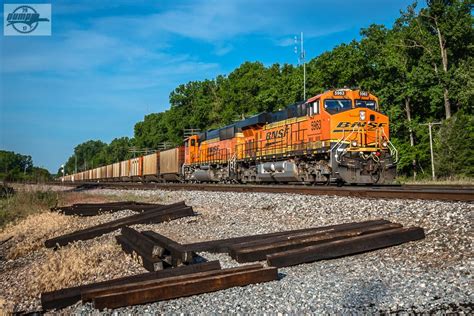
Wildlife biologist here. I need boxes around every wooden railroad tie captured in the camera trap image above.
[183,219,393,253]
[85,264,278,310]
[229,222,403,263]
[51,201,160,216]
[116,227,196,271]
[266,226,425,267]
[41,261,222,310]
[44,201,193,248]
[41,218,424,311]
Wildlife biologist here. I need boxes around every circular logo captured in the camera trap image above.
[10,5,39,34]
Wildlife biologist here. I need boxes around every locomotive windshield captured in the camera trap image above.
[324,99,352,114]
[355,99,377,110]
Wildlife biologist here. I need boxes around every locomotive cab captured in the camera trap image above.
[321,89,397,184]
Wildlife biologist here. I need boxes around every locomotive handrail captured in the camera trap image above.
[331,127,358,163]
[380,127,399,163]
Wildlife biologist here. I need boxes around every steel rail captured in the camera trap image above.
[53,182,474,202]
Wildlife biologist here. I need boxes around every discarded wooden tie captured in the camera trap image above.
[116,227,195,271]
[184,219,393,253]
[116,235,164,272]
[41,218,424,311]
[229,222,403,263]
[266,226,425,267]
[86,264,278,310]
[52,201,164,216]
[183,219,424,267]
[41,261,221,310]
[45,201,193,248]
[142,230,195,264]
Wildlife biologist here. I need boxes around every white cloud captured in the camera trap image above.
[214,43,234,56]
[151,1,271,41]
[276,37,298,47]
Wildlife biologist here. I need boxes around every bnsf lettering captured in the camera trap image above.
[208,146,219,154]
[337,122,351,128]
[336,122,385,129]
[334,121,386,132]
[266,126,289,141]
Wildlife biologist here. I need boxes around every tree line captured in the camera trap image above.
[0,150,51,182]
[61,0,473,179]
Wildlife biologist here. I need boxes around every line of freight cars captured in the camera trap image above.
[62,147,184,183]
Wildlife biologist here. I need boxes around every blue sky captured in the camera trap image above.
[1,0,417,172]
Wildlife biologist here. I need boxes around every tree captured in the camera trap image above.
[63,140,107,174]
[435,111,474,177]
[398,0,473,119]
[0,150,50,181]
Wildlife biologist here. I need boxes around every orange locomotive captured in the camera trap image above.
[184,88,397,184]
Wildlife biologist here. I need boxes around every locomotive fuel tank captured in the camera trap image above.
[257,161,300,182]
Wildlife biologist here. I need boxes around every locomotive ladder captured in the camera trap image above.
[228,153,237,174]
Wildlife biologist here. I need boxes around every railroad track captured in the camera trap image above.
[55,182,474,202]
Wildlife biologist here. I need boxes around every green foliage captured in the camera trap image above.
[0,150,51,182]
[61,140,107,175]
[435,111,474,177]
[61,0,473,180]
[0,189,59,228]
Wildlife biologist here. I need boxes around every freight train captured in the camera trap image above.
[61,89,398,185]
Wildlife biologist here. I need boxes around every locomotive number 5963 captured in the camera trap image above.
[311,120,321,131]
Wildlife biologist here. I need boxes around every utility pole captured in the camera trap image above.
[74,154,77,174]
[294,32,306,100]
[421,122,442,181]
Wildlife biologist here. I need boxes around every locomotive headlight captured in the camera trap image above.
[359,110,366,121]
[382,140,388,148]
[351,140,358,147]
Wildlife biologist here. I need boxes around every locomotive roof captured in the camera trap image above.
[198,100,307,141]
[196,89,375,141]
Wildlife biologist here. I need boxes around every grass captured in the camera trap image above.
[396,175,474,185]
[29,240,128,293]
[0,187,60,229]
[0,185,125,259]
[0,212,73,259]
[0,186,127,229]
[0,186,148,314]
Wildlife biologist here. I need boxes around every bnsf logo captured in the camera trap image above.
[208,146,219,154]
[336,122,386,129]
[333,121,386,132]
[266,126,289,140]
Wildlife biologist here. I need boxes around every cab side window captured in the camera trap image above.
[314,100,320,115]
[308,100,320,116]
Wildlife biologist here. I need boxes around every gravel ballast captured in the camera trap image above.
[1,187,472,314]
[92,188,472,314]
